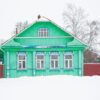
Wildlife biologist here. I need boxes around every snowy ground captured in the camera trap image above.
[0,75,100,100]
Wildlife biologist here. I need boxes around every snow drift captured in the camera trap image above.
[0,75,100,100]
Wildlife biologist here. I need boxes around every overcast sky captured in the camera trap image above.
[0,0,100,40]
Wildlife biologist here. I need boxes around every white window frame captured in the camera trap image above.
[18,52,26,70]
[36,52,45,70]
[50,52,59,69]
[64,53,73,69]
[38,28,48,37]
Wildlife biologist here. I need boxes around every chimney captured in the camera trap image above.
[16,28,18,34]
[38,15,41,20]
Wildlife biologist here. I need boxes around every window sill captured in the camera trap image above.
[64,68,73,70]
[17,68,27,70]
[50,68,60,70]
[35,68,45,70]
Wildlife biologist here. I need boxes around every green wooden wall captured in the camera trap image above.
[3,48,84,78]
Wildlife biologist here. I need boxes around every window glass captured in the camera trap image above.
[65,55,72,59]
[18,52,26,70]
[64,53,73,69]
[38,28,48,37]
[36,53,44,69]
[50,52,59,69]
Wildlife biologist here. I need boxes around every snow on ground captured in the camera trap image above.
[0,75,100,100]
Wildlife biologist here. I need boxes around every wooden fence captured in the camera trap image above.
[84,63,100,76]
[0,65,3,78]
[0,63,100,78]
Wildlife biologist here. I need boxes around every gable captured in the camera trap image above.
[2,20,87,48]
[17,21,71,37]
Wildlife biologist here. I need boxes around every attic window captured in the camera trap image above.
[38,28,48,37]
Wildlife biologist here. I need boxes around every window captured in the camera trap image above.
[50,52,59,69]
[18,52,26,70]
[38,28,48,37]
[64,53,73,69]
[36,52,44,69]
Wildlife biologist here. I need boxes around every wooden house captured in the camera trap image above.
[1,17,87,78]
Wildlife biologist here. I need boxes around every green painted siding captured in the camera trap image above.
[2,21,86,78]
[3,48,84,78]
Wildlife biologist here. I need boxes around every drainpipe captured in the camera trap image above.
[16,28,18,34]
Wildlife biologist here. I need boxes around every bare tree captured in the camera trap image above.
[13,21,29,34]
[63,4,100,63]
[86,21,100,48]
[63,4,100,48]
[84,49,100,63]
[63,4,88,38]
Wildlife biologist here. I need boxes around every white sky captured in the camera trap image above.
[0,0,100,40]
